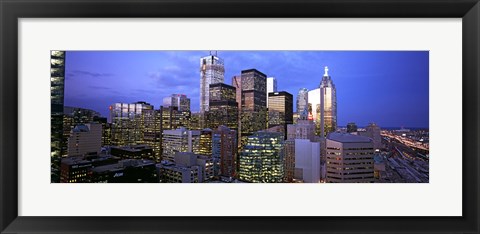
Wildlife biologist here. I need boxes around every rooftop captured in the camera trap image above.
[92,159,155,173]
[327,132,372,143]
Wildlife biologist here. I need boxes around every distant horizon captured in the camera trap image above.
[64,50,429,128]
[64,103,429,129]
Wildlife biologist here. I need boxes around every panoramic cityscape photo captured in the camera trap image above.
[50,50,429,183]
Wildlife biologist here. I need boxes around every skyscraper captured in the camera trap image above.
[207,83,238,131]
[143,109,162,161]
[283,139,295,182]
[284,119,319,183]
[297,88,309,119]
[200,53,225,114]
[51,50,66,183]
[198,128,213,157]
[267,91,293,135]
[326,133,374,183]
[266,77,277,106]
[319,66,337,137]
[161,105,187,131]
[212,126,237,177]
[365,123,382,150]
[110,101,153,146]
[232,75,243,143]
[162,127,200,162]
[294,139,321,183]
[267,77,278,94]
[163,94,191,112]
[238,131,284,183]
[307,88,320,124]
[240,69,268,137]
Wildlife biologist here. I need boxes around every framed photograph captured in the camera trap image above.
[1,0,478,233]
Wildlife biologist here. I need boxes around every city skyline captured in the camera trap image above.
[64,50,429,128]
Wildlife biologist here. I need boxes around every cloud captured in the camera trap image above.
[88,85,111,90]
[71,70,115,78]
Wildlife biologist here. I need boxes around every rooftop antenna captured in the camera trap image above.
[324,66,329,76]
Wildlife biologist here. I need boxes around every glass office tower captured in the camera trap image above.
[238,131,284,183]
[240,69,268,136]
[319,66,337,137]
[200,53,225,114]
[297,88,309,119]
[50,50,66,183]
[207,83,238,131]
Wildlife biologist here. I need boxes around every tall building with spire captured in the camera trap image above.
[319,66,337,137]
[200,53,225,114]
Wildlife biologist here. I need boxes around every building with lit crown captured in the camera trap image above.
[200,53,225,114]
[319,66,337,137]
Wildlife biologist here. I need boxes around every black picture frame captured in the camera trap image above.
[1,0,479,233]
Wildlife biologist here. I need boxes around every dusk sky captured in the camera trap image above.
[64,51,429,128]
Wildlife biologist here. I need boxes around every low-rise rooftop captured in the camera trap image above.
[327,132,372,143]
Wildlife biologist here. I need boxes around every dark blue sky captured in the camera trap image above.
[64,51,429,128]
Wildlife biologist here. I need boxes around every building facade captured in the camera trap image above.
[51,50,66,182]
[200,54,225,114]
[207,83,238,131]
[286,119,316,141]
[238,131,284,183]
[267,91,293,134]
[266,77,277,106]
[197,128,213,157]
[283,139,295,182]
[162,127,200,162]
[319,66,337,137]
[110,102,154,146]
[67,123,102,157]
[240,69,268,137]
[365,123,382,150]
[294,139,321,183]
[297,88,309,119]
[307,88,320,127]
[157,152,213,183]
[163,94,191,112]
[212,126,237,178]
[326,133,375,183]
[143,109,162,161]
